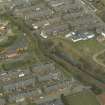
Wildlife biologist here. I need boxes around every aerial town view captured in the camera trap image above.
[1,0,105,105]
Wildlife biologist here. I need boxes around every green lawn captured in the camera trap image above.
[69,39,105,57]
[97,51,105,64]
[63,90,101,105]
[102,0,105,5]
[53,37,105,60]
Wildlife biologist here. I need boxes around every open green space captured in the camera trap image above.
[97,51,105,64]
[71,39,105,56]
[45,36,105,93]
[62,90,100,105]
[53,38,105,58]
[0,35,17,48]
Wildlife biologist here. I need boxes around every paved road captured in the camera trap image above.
[93,49,105,68]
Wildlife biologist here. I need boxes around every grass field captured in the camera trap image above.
[63,90,101,105]
[97,51,105,64]
[102,0,105,5]
[53,37,105,59]
[71,39,105,56]
[50,37,105,91]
